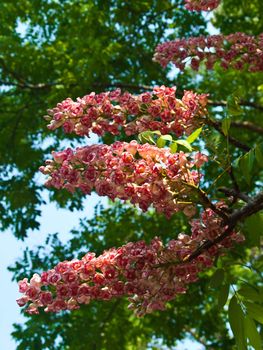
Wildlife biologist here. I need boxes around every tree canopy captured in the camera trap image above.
[1,0,263,349]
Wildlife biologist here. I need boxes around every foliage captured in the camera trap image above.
[1,0,263,349]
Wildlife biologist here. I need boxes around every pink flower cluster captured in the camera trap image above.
[184,0,220,11]
[16,206,244,316]
[153,33,263,72]
[45,86,208,138]
[39,141,208,218]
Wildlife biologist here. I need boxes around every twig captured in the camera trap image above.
[208,99,263,112]
[207,118,250,152]
[185,191,263,263]
[231,121,263,135]
[217,187,251,203]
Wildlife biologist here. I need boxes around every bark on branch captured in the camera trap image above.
[207,118,251,152]
[185,191,263,263]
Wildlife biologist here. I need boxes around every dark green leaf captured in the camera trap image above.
[255,143,263,165]
[227,95,243,116]
[228,296,246,350]
[222,117,231,136]
[210,268,225,289]
[238,286,262,303]
[244,213,263,247]
[218,284,230,309]
[245,302,263,324]
[244,316,262,350]
[238,150,255,184]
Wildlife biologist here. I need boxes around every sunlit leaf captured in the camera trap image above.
[186,127,203,144]
[176,140,193,152]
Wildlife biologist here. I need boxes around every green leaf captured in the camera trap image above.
[227,94,243,116]
[238,286,262,303]
[170,142,178,154]
[228,296,246,350]
[244,212,263,247]
[157,134,173,148]
[244,316,262,350]
[222,117,231,136]
[138,131,156,144]
[186,127,203,144]
[160,134,173,142]
[210,268,225,289]
[218,284,230,309]
[238,150,255,184]
[157,137,166,148]
[176,140,193,152]
[245,302,263,324]
[255,143,263,165]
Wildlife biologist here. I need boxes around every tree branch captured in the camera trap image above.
[217,187,251,203]
[0,79,60,90]
[231,121,263,135]
[185,191,263,263]
[207,118,251,152]
[208,99,263,112]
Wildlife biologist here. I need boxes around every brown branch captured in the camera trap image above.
[208,99,263,112]
[231,121,263,135]
[217,187,251,203]
[182,182,229,221]
[207,118,251,152]
[1,77,263,115]
[185,191,263,263]
[0,79,60,90]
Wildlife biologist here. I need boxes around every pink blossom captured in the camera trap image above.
[184,0,220,11]
[46,86,208,138]
[40,141,208,217]
[153,33,263,72]
[17,206,244,316]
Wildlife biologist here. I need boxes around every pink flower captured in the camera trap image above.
[40,141,208,217]
[45,86,208,138]
[18,278,29,293]
[153,33,263,72]
[184,0,220,11]
[17,205,244,317]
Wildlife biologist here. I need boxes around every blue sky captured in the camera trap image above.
[0,16,216,349]
[0,192,107,349]
[0,191,203,350]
